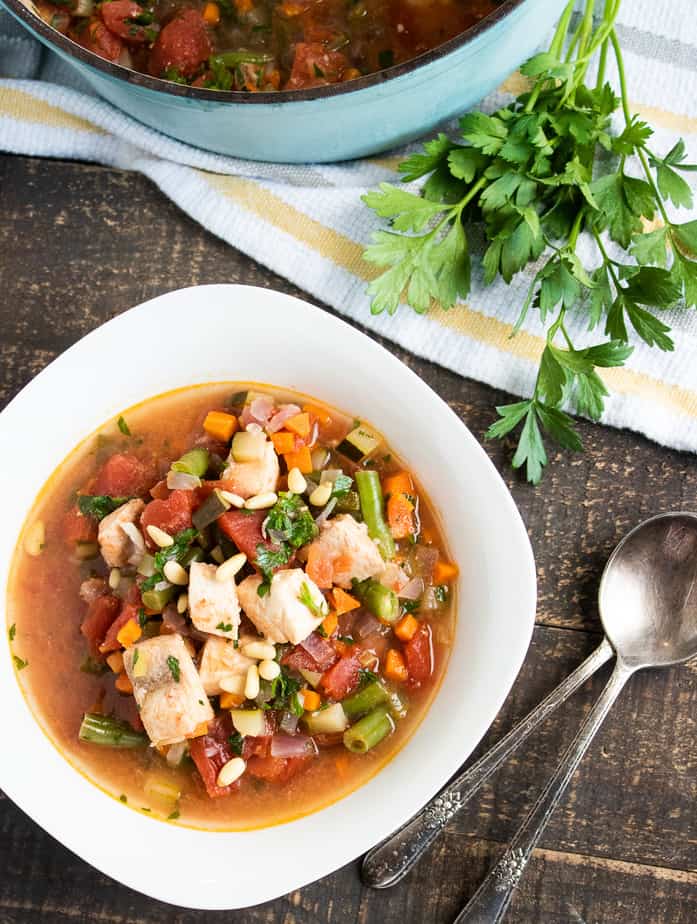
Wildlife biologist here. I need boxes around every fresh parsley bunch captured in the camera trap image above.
[362,0,697,483]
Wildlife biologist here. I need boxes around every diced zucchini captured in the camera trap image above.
[137,553,156,577]
[335,490,361,515]
[192,489,231,531]
[230,708,266,737]
[141,584,175,612]
[304,702,348,734]
[231,430,267,463]
[299,668,323,689]
[171,448,210,477]
[337,425,382,462]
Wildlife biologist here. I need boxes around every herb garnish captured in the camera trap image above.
[167,809,181,820]
[166,655,181,683]
[80,655,108,675]
[216,621,233,632]
[358,668,378,687]
[434,585,449,604]
[119,794,128,803]
[228,732,244,756]
[263,668,302,714]
[254,493,319,593]
[330,474,353,498]
[141,528,198,591]
[77,494,130,521]
[132,649,140,669]
[13,655,28,671]
[8,623,16,642]
[117,415,131,436]
[401,599,421,614]
[362,1,697,483]
[298,581,327,620]
[137,607,148,628]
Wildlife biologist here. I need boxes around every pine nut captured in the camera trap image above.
[146,524,174,548]
[241,641,276,661]
[210,545,225,564]
[176,593,188,614]
[244,663,260,699]
[287,467,307,495]
[24,520,45,557]
[163,560,188,585]
[309,481,332,507]
[216,553,247,582]
[258,659,281,681]
[219,490,245,508]
[108,568,121,591]
[244,491,278,510]
[216,757,246,788]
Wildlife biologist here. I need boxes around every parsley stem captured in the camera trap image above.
[593,228,622,291]
[526,0,575,114]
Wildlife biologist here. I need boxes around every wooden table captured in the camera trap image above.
[2,154,696,924]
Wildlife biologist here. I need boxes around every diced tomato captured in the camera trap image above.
[140,490,195,546]
[63,504,98,544]
[241,734,272,760]
[404,623,434,685]
[285,43,347,90]
[81,594,121,656]
[72,16,124,62]
[320,655,360,700]
[189,714,240,798]
[101,1,150,42]
[246,755,309,783]
[148,8,212,79]
[94,453,150,497]
[99,601,140,654]
[305,544,333,589]
[149,479,170,500]
[218,510,291,571]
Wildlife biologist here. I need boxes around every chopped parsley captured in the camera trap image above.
[141,528,198,591]
[132,649,140,669]
[8,623,16,642]
[434,585,449,604]
[119,794,128,803]
[401,599,421,614]
[313,63,325,78]
[13,655,28,671]
[167,809,181,820]
[80,655,108,675]
[206,56,234,91]
[298,581,327,620]
[117,415,131,436]
[216,621,233,632]
[164,66,187,84]
[137,607,148,628]
[358,668,378,688]
[77,494,130,521]
[254,493,319,593]
[228,732,244,756]
[166,655,181,683]
[338,635,355,644]
[264,668,302,713]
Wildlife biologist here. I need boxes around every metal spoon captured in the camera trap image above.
[454,511,697,923]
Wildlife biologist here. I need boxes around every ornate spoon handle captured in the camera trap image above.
[454,660,633,924]
[362,637,614,889]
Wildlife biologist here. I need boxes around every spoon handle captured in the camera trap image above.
[362,637,614,889]
[454,659,633,924]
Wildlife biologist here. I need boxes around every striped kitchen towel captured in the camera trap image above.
[2,0,697,453]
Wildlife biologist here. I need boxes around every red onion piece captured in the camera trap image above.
[279,711,300,735]
[240,396,275,428]
[354,610,381,640]
[398,576,424,600]
[266,403,301,433]
[270,734,318,758]
[162,604,187,634]
[299,632,338,670]
[166,470,201,491]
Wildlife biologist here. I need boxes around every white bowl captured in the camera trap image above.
[0,284,536,909]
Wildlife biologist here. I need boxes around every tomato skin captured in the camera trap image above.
[148,9,212,79]
[98,601,140,654]
[140,489,195,546]
[80,594,121,656]
[72,16,124,62]
[189,714,240,798]
[63,505,98,544]
[320,655,360,700]
[218,510,293,571]
[246,755,309,783]
[404,623,434,685]
[94,453,150,496]
[285,43,347,90]
[101,1,149,42]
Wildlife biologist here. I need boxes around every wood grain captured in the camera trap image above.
[2,154,697,923]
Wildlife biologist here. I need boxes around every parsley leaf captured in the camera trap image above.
[228,732,244,756]
[166,656,181,683]
[216,621,233,632]
[298,581,328,620]
[77,494,130,521]
[141,528,198,591]
[117,415,131,436]
[8,623,16,642]
[13,655,28,671]
[330,474,353,498]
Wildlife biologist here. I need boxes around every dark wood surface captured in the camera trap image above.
[2,154,697,924]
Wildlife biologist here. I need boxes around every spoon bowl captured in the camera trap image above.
[599,512,697,670]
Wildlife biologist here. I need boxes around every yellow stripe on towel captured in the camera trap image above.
[0,86,104,134]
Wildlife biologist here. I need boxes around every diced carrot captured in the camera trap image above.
[334,640,354,658]
[279,0,306,14]
[301,689,321,711]
[203,410,237,441]
[331,587,360,615]
[271,431,296,455]
[321,610,338,637]
[383,471,413,498]
[234,0,252,11]
[433,560,459,583]
[115,672,133,694]
[394,613,419,642]
[284,412,311,438]
[384,648,408,683]
[106,651,124,673]
[303,403,332,426]
[202,1,220,23]
[188,721,210,738]
[387,492,415,540]
[284,446,313,474]
[116,618,142,649]
[220,691,245,709]
[306,543,333,588]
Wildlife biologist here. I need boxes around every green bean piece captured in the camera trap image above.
[355,470,395,559]
[342,680,390,719]
[353,578,399,624]
[343,706,395,753]
[141,584,175,612]
[171,447,210,477]
[213,50,274,67]
[79,713,148,748]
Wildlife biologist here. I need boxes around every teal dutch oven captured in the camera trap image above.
[2,0,561,162]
